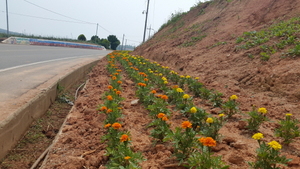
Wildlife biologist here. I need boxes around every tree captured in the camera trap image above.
[99,39,110,49]
[78,34,86,41]
[107,35,120,50]
[91,35,100,43]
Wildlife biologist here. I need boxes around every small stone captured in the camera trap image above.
[131,99,139,106]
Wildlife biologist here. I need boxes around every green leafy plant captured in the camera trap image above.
[249,133,291,169]
[186,137,229,169]
[275,113,300,144]
[148,113,172,144]
[221,95,239,118]
[246,107,269,132]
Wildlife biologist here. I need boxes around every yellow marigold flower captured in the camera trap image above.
[230,95,238,100]
[218,114,224,117]
[158,73,163,76]
[157,113,165,118]
[163,80,168,84]
[286,113,292,116]
[161,77,167,81]
[258,107,267,114]
[124,156,131,160]
[181,121,192,129]
[186,75,191,78]
[206,117,214,123]
[268,141,282,150]
[199,137,217,147]
[104,123,111,128]
[120,134,130,142]
[107,95,113,101]
[176,88,184,93]
[180,75,184,78]
[183,94,190,99]
[190,107,197,113]
[252,133,264,140]
[112,122,122,129]
[195,77,200,80]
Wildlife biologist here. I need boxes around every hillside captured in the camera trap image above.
[133,0,300,116]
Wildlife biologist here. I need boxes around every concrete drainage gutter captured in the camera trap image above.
[0,60,99,160]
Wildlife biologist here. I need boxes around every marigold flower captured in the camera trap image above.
[106,109,113,113]
[219,113,224,117]
[190,107,197,113]
[117,80,122,84]
[161,77,167,81]
[186,75,191,78]
[104,123,111,128]
[159,73,163,76]
[195,77,200,80]
[112,76,117,80]
[252,133,264,140]
[206,117,214,123]
[199,137,216,147]
[116,91,121,95]
[268,141,282,150]
[120,134,130,142]
[258,107,267,114]
[172,85,179,89]
[230,95,238,100]
[112,122,122,129]
[144,78,149,81]
[163,80,168,84]
[183,94,190,99]
[176,88,184,93]
[124,156,131,160]
[161,95,168,100]
[181,121,192,129]
[116,69,122,72]
[108,85,113,89]
[286,113,292,116]
[151,90,157,94]
[157,113,165,118]
[138,83,146,87]
[162,116,168,121]
[107,95,113,101]
[100,106,107,111]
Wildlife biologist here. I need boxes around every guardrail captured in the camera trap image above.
[1,37,106,50]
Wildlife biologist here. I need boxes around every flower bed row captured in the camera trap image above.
[98,51,299,168]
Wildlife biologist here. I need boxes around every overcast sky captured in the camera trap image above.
[0,0,205,46]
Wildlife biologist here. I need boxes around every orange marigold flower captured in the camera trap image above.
[199,137,217,147]
[138,83,146,87]
[112,122,122,129]
[162,116,168,121]
[107,95,113,101]
[106,109,113,113]
[120,134,130,142]
[172,85,179,89]
[181,121,192,129]
[100,106,107,111]
[124,156,131,160]
[117,69,122,72]
[161,95,168,100]
[117,80,122,84]
[157,113,165,118]
[108,85,113,89]
[113,89,117,92]
[104,123,111,128]
[114,73,119,75]
[118,107,123,110]
[151,90,157,94]
[116,91,121,95]
[144,78,149,81]
[112,76,117,80]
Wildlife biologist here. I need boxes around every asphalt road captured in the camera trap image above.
[0,43,111,102]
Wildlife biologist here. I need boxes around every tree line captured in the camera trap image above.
[77,34,120,50]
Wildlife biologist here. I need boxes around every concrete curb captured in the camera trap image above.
[0,60,99,160]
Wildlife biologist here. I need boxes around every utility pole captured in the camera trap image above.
[125,39,127,51]
[6,0,9,36]
[121,34,125,50]
[95,23,98,36]
[143,0,150,43]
